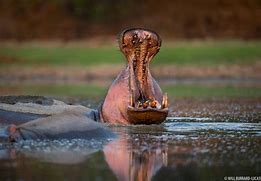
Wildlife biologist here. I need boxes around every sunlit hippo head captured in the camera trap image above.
[101,28,169,124]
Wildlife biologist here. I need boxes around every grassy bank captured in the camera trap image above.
[1,84,260,99]
[0,41,261,67]
[0,41,260,99]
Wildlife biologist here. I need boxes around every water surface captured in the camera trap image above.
[0,117,260,181]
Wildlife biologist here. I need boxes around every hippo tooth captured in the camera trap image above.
[162,93,168,109]
[165,93,169,108]
[162,151,168,166]
[137,101,143,109]
[130,89,135,107]
[150,100,157,108]
[156,102,161,109]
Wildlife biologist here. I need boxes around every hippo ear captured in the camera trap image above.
[158,35,162,47]
[147,29,162,47]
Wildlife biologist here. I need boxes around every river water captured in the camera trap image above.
[0,116,260,181]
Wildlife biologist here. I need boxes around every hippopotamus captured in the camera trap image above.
[0,28,169,142]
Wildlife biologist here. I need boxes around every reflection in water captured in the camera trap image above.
[104,137,167,181]
[0,139,106,164]
[103,123,261,180]
[0,121,260,180]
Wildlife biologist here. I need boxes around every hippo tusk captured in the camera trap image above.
[162,93,168,109]
[130,89,135,107]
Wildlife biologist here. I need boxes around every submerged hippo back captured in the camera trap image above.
[0,96,93,124]
[11,110,115,141]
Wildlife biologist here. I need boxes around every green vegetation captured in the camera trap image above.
[162,85,261,98]
[0,41,260,67]
[1,84,260,98]
[0,46,124,66]
[158,41,261,65]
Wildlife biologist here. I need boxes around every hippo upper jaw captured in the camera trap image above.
[121,28,169,124]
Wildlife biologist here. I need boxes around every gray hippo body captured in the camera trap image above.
[0,96,114,142]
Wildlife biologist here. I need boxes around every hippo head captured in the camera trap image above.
[101,28,169,124]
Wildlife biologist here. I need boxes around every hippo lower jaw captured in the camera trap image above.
[127,106,169,124]
[126,62,169,124]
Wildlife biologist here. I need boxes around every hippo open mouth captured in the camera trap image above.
[119,28,169,124]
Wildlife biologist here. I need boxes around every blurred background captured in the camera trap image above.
[0,0,261,40]
[0,0,260,114]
